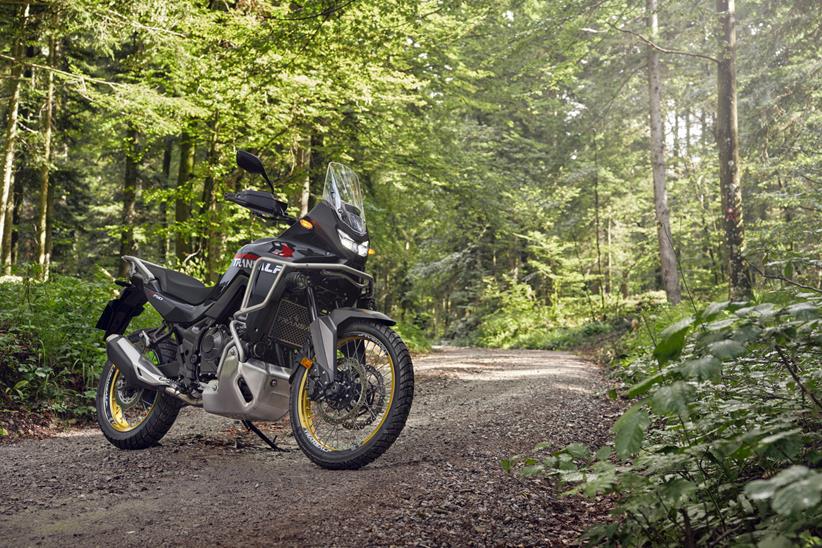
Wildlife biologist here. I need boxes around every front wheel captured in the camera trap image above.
[290,321,414,469]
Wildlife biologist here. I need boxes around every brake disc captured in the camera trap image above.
[314,358,368,426]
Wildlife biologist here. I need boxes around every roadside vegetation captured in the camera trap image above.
[506,289,822,546]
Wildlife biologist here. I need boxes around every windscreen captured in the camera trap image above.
[322,162,366,234]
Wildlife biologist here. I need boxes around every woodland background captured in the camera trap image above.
[0,0,820,544]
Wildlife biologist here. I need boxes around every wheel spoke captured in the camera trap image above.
[298,332,395,452]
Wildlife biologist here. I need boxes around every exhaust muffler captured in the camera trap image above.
[105,334,171,390]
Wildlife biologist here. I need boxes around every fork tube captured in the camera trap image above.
[305,285,319,322]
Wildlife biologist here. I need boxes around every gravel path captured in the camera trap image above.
[0,347,620,546]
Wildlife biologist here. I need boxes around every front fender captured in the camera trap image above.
[309,308,396,380]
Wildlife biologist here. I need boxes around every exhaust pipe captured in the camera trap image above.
[106,334,171,390]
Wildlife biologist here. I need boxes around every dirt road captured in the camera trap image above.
[0,347,620,546]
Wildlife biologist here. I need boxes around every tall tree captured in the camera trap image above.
[294,134,312,217]
[118,126,140,278]
[175,130,194,263]
[646,0,681,304]
[35,37,57,280]
[0,4,28,271]
[715,0,751,299]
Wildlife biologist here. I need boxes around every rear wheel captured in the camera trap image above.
[290,321,414,469]
[96,332,182,450]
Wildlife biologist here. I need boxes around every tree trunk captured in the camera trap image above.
[36,37,57,280]
[715,0,752,299]
[160,137,173,262]
[175,131,194,263]
[592,146,606,315]
[202,126,220,282]
[118,127,140,278]
[0,6,28,269]
[1,192,13,274]
[7,174,23,267]
[646,0,681,304]
[293,134,311,217]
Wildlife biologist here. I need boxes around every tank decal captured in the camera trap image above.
[231,252,260,269]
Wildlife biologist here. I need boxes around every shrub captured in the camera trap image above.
[508,292,822,546]
[0,275,159,418]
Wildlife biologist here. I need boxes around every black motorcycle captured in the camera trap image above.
[95,151,414,469]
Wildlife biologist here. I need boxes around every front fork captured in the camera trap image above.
[305,285,338,384]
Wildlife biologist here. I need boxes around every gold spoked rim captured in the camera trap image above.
[297,333,395,452]
[104,366,157,433]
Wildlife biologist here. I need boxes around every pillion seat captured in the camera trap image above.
[144,263,216,305]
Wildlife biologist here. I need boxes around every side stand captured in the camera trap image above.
[241,420,289,452]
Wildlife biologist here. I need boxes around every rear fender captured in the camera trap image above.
[96,283,147,339]
[308,308,395,380]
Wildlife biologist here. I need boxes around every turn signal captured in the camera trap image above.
[299,218,314,230]
[300,357,313,369]
[367,248,376,256]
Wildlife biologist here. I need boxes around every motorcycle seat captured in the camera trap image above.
[144,263,216,305]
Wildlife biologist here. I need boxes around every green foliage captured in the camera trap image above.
[0,276,159,418]
[459,276,616,350]
[509,292,822,545]
[393,321,432,354]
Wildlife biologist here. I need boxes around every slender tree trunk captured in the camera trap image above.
[160,137,173,262]
[8,175,22,266]
[36,38,57,280]
[118,127,140,278]
[673,108,680,158]
[1,175,14,274]
[175,131,194,263]
[294,134,311,217]
[716,0,752,299]
[0,6,28,269]
[684,109,691,156]
[593,146,606,315]
[202,126,220,283]
[646,0,681,304]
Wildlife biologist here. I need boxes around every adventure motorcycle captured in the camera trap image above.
[95,151,414,469]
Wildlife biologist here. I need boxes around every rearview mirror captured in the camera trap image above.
[236,149,275,193]
[236,150,266,175]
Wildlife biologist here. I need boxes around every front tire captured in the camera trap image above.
[96,332,182,450]
[290,321,414,469]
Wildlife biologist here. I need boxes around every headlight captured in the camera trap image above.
[337,229,369,257]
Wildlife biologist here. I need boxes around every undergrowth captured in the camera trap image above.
[506,290,822,546]
[0,275,159,422]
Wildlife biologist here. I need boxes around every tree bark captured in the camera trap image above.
[646,0,681,304]
[715,0,752,299]
[293,134,311,217]
[175,130,194,263]
[1,188,13,274]
[201,126,220,282]
[0,5,28,270]
[118,127,140,278]
[160,137,173,262]
[36,37,57,280]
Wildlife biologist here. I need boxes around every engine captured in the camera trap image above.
[198,325,229,379]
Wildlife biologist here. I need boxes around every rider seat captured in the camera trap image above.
[144,264,216,305]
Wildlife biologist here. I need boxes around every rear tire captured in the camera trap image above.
[96,332,182,450]
[290,321,414,469]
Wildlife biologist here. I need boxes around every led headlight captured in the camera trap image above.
[337,229,369,257]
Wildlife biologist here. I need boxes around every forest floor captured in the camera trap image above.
[0,347,621,546]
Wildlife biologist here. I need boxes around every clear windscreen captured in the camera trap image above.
[322,162,366,233]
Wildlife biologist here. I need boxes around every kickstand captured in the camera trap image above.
[241,420,289,452]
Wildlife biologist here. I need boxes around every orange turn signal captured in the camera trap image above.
[367,248,376,256]
[299,218,314,230]
[300,357,313,369]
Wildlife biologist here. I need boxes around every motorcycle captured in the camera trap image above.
[95,151,414,469]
